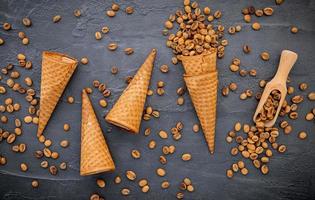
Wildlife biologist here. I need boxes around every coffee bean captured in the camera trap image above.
[49,165,58,175]
[106,10,116,17]
[108,43,118,51]
[121,188,130,196]
[52,15,61,23]
[40,160,49,168]
[74,9,81,17]
[97,179,106,188]
[260,52,270,61]
[114,176,122,184]
[182,153,192,161]
[156,168,166,177]
[95,31,102,40]
[80,57,89,65]
[131,149,141,159]
[20,163,28,172]
[31,180,39,188]
[126,170,136,181]
[291,26,298,34]
[59,162,67,170]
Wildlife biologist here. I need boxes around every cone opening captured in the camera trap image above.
[106,117,137,134]
[80,166,115,176]
[43,51,78,65]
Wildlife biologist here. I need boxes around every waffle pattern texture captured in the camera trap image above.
[105,49,157,133]
[80,89,115,176]
[184,72,218,154]
[37,51,78,136]
[181,49,218,154]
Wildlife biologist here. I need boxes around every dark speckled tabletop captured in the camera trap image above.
[0,0,315,200]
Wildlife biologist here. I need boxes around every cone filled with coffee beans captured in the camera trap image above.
[164,0,224,154]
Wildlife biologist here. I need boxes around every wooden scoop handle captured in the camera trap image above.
[273,50,298,83]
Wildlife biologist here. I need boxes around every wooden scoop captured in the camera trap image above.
[253,50,298,127]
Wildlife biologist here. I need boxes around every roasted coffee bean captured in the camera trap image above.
[40,160,49,168]
[121,188,130,196]
[49,165,58,175]
[126,170,136,181]
[3,22,11,31]
[291,26,298,34]
[59,162,67,170]
[32,180,39,188]
[74,9,81,17]
[35,150,44,159]
[81,57,89,65]
[125,6,134,14]
[260,51,270,61]
[263,7,274,16]
[108,43,118,51]
[97,179,106,188]
[106,10,116,17]
[52,15,62,23]
[114,176,122,184]
[20,163,28,172]
[95,31,102,40]
[131,149,141,159]
[243,45,251,53]
[156,168,166,177]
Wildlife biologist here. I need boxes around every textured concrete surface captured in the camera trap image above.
[0,0,315,199]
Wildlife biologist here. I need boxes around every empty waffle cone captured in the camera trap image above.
[105,49,157,134]
[80,89,115,176]
[184,72,218,154]
[179,49,217,76]
[37,51,78,137]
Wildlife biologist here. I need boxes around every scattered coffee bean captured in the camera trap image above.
[125,6,134,14]
[108,43,118,51]
[59,162,67,170]
[80,57,89,65]
[106,10,116,17]
[263,7,274,16]
[20,163,28,172]
[31,180,39,188]
[64,123,70,132]
[260,51,270,61]
[131,149,141,159]
[74,9,81,17]
[121,188,130,196]
[298,131,307,140]
[124,47,134,55]
[96,179,106,188]
[182,153,192,161]
[52,15,62,23]
[160,64,169,73]
[126,170,136,181]
[95,31,102,40]
[49,165,58,175]
[308,92,315,101]
[156,168,166,177]
[243,45,251,54]
[114,176,122,184]
[291,26,298,34]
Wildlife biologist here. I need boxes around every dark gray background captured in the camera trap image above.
[0,0,314,199]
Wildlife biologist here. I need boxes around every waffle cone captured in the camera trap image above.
[184,72,218,154]
[37,51,78,137]
[80,89,115,176]
[105,49,157,133]
[179,49,217,76]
